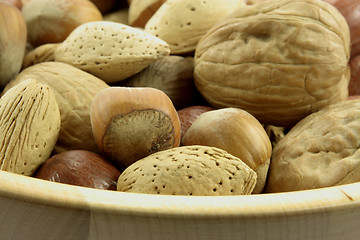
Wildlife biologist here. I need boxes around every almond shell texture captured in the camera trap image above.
[54,21,171,83]
[144,0,245,54]
[2,62,109,154]
[117,145,257,196]
[0,79,60,176]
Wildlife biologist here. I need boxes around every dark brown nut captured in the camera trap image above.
[0,79,60,176]
[35,150,121,190]
[117,145,257,196]
[177,105,216,139]
[122,55,196,110]
[2,62,109,154]
[265,98,360,193]
[194,0,350,127]
[181,108,272,193]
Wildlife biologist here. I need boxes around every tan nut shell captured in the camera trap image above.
[0,79,60,176]
[0,2,27,89]
[123,55,196,110]
[265,99,360,193]
[194,0,350,127]
[54,21,171,83]
[91,87,181,169]
[21,0,103,47]
[144,0,245,54]
[128,0,166,28]
[22,43,59,69]
[2,62,109,154]
[117,145,257,196]
[181,107,272,193]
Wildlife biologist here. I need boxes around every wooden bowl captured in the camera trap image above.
[1,169,359,240]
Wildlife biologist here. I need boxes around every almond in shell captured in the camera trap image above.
[117,145,257,196]
[54,21,170,83]
[0,79,61,176]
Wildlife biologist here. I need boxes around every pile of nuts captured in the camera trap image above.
[1,0,360,196]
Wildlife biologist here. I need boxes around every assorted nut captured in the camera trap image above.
[117,145,257,196]
[0,0,359,196]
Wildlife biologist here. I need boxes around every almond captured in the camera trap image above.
[144,0,245,54]
[2,62,109,154]
[54,21,170,83]
[0,79,60,176]
[117,145,257,196]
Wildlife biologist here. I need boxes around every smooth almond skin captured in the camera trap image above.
[117,145,257,196]
[91,87,181,169]
[35,150,121,190]
[181,108,272,193]
[21,0,103,47]
[0,2,27,89]
[0,79,61,176]
[2,62,110,154]
[54,21,171,83]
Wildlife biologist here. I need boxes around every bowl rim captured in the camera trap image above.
[1,169,360,218]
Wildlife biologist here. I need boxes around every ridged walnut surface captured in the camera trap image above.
[194,0,350,127]
[266,99,360,193]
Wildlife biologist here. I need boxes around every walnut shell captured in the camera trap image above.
[194,0,350,127]
[2,62,109,154]
[54,21,170,83]
[0,79,60,176]
[265,98,360,193]
[117,145,257,196]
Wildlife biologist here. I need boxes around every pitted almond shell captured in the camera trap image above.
[54,21,170,83]
[2,62,109,154]
[181,107,272,193]
[144,0,245,54]
[117,145,257,196]
[0,79,60,176]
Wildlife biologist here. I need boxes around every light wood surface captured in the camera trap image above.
[0,170,359,240]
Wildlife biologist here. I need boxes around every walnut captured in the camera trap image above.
[194,0,350,127]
